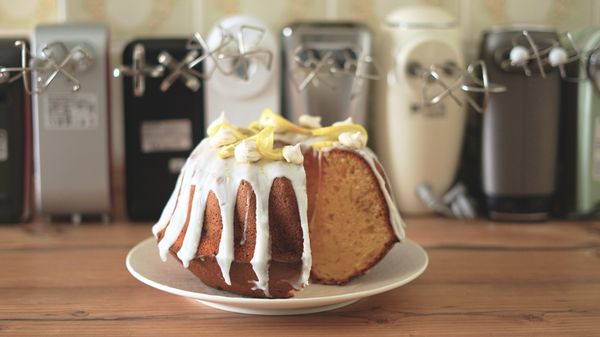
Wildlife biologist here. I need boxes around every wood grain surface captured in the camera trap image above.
[1,216,599,336]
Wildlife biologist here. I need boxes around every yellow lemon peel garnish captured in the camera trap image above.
[208,109,368,162]
[256,126,283,160]
[311,140,338,150]
[217,142,238,159]
[259,109,312,135]
[311,124,368,143]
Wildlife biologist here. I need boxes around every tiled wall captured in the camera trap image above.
[1,0,599,163]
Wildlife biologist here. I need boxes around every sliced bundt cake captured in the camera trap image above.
[153,109,405,298]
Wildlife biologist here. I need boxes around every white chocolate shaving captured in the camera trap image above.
[339,131,366,149]
[207,111,227,135]
[283,144,304,164]
[209,127,237,148]
[298,115,322,129]
[333,117,354,126]
[235,139,262,163]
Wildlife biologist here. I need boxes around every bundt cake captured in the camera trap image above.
[152,109,406,298]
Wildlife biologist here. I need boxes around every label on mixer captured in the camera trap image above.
[44,93,99,130]
[0,129,7,161]
[594,117,600,181]
[141,119,192,153]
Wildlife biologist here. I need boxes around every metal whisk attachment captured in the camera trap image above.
[545,32,587,82]
[422,60,506,113]
[185,25,273,82]
[216,25,273,81]
[0,40,94,94]
[113,43,164,97]
[501,30,595,83]
[291,46,336,91]
[157,49,204,92]
[290,45,379,99]
[500,30,566,78]
[186,26,236,78]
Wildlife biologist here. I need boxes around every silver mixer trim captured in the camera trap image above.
[384,21,457,30]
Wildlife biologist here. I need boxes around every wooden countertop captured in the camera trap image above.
[1,216,599,336]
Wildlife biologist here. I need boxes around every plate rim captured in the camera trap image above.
[126,236,429,305]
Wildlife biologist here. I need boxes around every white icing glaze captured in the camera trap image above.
[354,147,406,240]
[154,139,310,295]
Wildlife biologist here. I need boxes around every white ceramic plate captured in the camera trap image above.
[126,237,428,315]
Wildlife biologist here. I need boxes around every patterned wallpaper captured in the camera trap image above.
[1,0,596,54]
[4,0,591,72]
[1,0,598,163]
[0,0,59,32]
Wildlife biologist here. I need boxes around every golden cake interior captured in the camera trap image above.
[306,149,397,284]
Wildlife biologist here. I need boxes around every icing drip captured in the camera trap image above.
[152,170,184,237]
[289,172,311,290]
[355,147,406,240]
[155,139,310,295]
